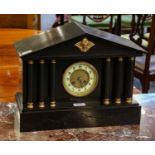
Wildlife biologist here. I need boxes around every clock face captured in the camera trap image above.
[62,62,99,97]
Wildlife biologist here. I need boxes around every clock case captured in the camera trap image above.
[14,22,145,132]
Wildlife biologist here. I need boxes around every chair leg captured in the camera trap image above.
[141,78,150,93]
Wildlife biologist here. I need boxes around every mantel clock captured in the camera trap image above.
[14,22,145,132]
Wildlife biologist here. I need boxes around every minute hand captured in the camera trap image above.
[77,77,83,87]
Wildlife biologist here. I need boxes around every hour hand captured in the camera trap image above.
[77,77,83,86]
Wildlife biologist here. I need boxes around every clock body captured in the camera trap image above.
[14,22,144,132]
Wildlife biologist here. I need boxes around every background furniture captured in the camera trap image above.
[122,14,155,93]
[53,14,137,35]
[0,14,40,29]
[53,14,115,32]
[114,15,134,35]
[0,29,40,102]
[134,15,155,93]
[122,15,155,93]
[70,14,114,32]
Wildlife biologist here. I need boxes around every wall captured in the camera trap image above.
[40,14,56,30]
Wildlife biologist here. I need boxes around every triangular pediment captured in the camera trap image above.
[14,22,145,58]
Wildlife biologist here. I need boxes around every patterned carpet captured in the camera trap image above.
[134,78,155,93]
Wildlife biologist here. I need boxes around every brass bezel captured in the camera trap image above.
[62,61,99,97]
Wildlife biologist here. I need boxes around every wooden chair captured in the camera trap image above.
[122,15,155,93]
[0,29,41,102]
[53,14,71,27]
[113,15,134,35]
[0,14,40,29]
[69,14,115,32]
[0,15,41,102]
[53,14,135,34]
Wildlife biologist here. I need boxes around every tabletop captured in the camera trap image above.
[0,93,155,141]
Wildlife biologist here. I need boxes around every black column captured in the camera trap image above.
[39,59,45,109]
[27,60,34,109]
[102,58,112,105]
[50,59,56,108]
[124,57,135,104]
[114,15,122,35]
[114,57,124,104]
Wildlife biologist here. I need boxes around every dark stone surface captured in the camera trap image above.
[0,93,155,140]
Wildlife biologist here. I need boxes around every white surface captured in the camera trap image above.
[133,93,155,104]
[0,0,155,13]
[40,14,56,30]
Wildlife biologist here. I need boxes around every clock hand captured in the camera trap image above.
[77,77,88,87]
[82,80,87,86]
[77,77,83,87]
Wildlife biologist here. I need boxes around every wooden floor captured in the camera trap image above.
[0,28,40,102]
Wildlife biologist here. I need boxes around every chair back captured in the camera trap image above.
[0,14,40,29]
[129,15,155,71]
[78,14,113,32]
[130,15,154,50]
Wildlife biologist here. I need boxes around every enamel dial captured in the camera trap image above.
[62,62,99,97]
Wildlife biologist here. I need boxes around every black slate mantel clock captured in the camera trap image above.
[14,22,145,132]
